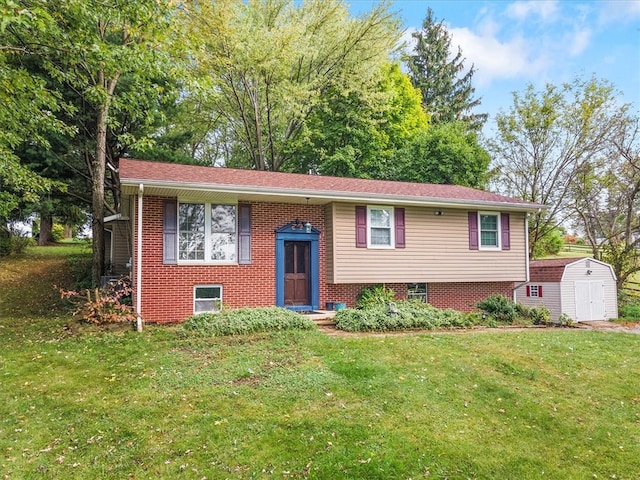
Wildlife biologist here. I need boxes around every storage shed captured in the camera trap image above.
[515,257,618,322]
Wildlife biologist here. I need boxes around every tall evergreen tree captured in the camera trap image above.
[405,8,487,130]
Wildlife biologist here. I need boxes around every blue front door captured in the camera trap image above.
[275,222,320,311]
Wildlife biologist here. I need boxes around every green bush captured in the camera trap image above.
[619,302,640,319]
[477,294,551,326]
[476,294,518,324]
[51,223,65,242]
[335,300,477,332]
[356,284,395,309]
[67,254,93,290]
[526,306,551,325]
[0,229,35,257]
[182,307,317,336]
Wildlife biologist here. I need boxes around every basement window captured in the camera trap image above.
[408,283,427,302]
[194,285,222,314]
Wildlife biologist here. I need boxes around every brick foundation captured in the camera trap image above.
[427,281,515,312]
[324,282,513,311]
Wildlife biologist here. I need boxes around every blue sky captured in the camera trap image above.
[348,0,640,132]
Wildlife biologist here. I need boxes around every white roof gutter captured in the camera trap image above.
[136,183,143,332]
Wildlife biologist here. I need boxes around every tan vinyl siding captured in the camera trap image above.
[328,203,528,284]
[515,283,563,321]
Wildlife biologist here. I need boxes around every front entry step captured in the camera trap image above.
[314,318,336,327]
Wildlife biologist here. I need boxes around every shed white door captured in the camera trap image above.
[574,281,606,321]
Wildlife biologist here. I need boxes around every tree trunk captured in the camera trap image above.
[91,72,120,287]
[38,213,53,246]
[91,103,109,287]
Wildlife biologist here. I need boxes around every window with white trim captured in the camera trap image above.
[408,283,427,302]
[479,212,500,249]
[529,285,540,297]
[178,203,237,262]
[194,285,222,313]
[368,206,394,248]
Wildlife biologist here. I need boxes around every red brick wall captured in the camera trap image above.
[135,197,327,323]
[134,196,516,323]
[325,283,408,308]
[324,282,512,311]
[428,282,515,312]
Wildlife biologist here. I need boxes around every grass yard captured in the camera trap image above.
[1,245,640,479]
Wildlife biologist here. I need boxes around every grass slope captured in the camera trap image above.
[1,245,639,479]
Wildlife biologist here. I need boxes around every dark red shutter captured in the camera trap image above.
[538,285,543,298]
[526,285,530,297]
[238,203,251,264]
[163,199,177,264]
[468,212,478,250]
[395,207,405,248]
[355,206,367,248]
[501,213,510,250]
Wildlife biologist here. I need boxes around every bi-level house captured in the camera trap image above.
[113,159,542,323]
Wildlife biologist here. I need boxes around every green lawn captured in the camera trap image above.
[1,245,640,479]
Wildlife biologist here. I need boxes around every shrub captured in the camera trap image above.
[558,313,574,327]
[476,294,518,324]
[66,254,93,290]
[619,301,640,319]
[0,228,35,257]
[60,276,135,325]
[182,307,317,336]
[526,306,551,325]
[335,300,476,332]
[356,284,395,309]
[51,223,65,242]
[477,295,551,326]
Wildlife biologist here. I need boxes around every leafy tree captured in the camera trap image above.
[5,0,176,283]
[289,63,428,179]
[394,121,490,188]
[571,113,640,288]
[531,227,565,259]
[404,7,487,130]
[0,5,69,241]
[487,77,622,256]
[183,0,401,171]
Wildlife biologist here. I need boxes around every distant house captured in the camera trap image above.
[515,257,618,322]
[115,159,542,323]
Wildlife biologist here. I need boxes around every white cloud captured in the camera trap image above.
[566,28,592,56]
[597,0,640,24]
[398,1,604,90]
[506,0,559,22]
[397,27,416,53]
[449,26,550,87]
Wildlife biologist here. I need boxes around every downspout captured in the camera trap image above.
[136,183,143,332]
[513,212,531,302]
